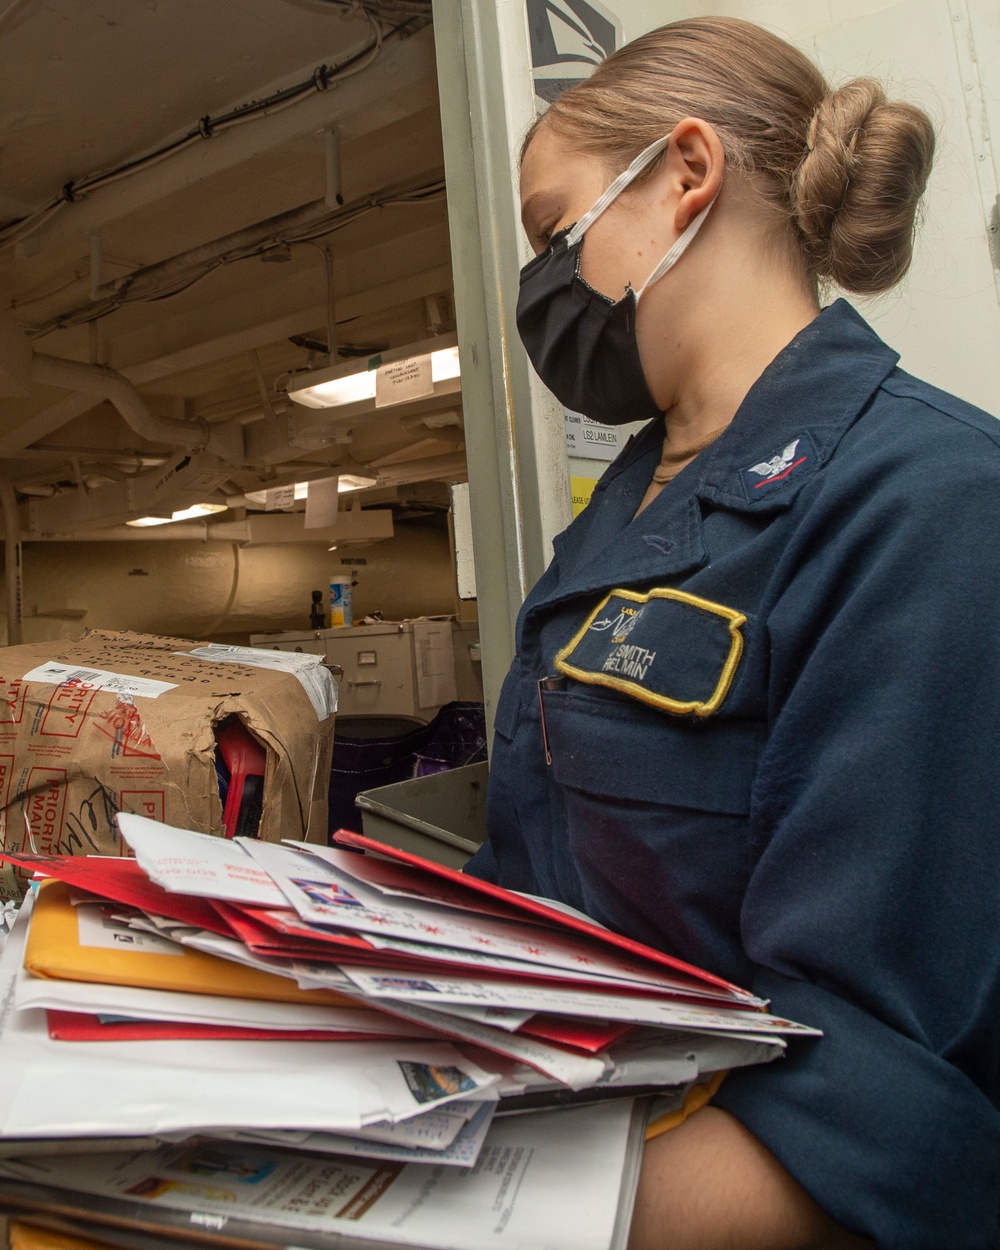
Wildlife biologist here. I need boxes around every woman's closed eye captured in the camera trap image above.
[521,188,564,254]
[531,222,556,252]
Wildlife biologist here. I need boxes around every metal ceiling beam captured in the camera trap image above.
[114,249,452,383]
[0,244,451,457]
[96,172,443,307]
[22,509,396,546]
[0,391,98,458]
[15,28,439,257]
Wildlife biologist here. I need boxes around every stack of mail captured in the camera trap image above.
[0,816,820,1249]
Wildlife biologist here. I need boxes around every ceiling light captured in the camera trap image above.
[337,474,378,492]
[296,370,377,410]
[431,345,460,382]
[243,476,377,508]
[287,334,460,411]
[127,503,228,528]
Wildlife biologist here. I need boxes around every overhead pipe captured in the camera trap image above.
[399,409,463,432]
[85,173,441,307]
[0,478,23,645]
[31,355,209,451]
[13,483,57,497]
[374,452,468,487]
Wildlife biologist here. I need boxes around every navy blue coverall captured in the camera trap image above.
[468,301,1000,1249]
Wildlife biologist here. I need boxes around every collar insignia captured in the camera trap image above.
[741,432,816,500]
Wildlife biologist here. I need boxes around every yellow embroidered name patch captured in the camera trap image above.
[554,588,746,717]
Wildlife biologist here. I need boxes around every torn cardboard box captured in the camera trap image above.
[0,631,336,896]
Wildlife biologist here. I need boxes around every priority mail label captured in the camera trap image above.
[24,766,68,854]
[21,662,177,700]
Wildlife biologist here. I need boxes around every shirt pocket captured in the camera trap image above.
[543,686,762,815]
[541,686,763,979]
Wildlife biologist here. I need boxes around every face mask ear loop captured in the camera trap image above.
[566,132,673,248]
[635,191,719,300]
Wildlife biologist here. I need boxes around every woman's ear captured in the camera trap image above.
[666,117,725,230]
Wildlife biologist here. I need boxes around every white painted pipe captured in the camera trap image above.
[13,483,57,497]
[399,409,463,432]
[31,355,208,451]
[375,452,468,486]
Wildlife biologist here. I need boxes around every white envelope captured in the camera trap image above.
[337,966,823,1038]
[217,1099,497,1168]
[252,840,758,1005]
[294,965,608,1091]
[15,972,428,1035]
[0,1100,643,1250]
[116,814,286,907]
[0,900,501,1141]
[288,840,765,1005]
[221,1100,495,1165]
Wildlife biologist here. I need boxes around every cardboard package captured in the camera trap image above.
[0,630,335,893]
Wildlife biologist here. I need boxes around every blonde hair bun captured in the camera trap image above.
[793,80,936,294]
[530,17,936,296]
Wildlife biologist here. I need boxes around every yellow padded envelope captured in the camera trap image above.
[10,1224,116,1250]
[24,879,357,1009]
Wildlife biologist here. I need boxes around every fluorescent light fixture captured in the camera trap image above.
[297,370,377,410]
[127,503,228,528]
[243,475,377,509]
[337,474,378,492]
[431,345,460,382]
[287,334,460,410]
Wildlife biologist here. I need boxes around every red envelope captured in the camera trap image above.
[212,900,378,956]
[0,852,232,936]
[215,899,739,1005]
[331,829,746,999]
[518,1016,633,1054]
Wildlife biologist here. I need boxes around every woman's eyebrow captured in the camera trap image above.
[520,190,556,231]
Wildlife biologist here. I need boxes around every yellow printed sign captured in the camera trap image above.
[571,476,598,518]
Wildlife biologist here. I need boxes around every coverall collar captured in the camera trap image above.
[535,301,901,611]
[695,299,900,514]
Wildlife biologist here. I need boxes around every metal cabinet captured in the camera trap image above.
[250,621,479,720]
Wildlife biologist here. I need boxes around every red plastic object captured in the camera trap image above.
[216,718,268,839]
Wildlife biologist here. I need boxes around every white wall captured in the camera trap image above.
[561,0,1000,414]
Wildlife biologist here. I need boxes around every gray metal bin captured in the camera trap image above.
[354,761,489,868]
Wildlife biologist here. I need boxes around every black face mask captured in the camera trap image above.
[516,226,661,426]
[515,133,716,426]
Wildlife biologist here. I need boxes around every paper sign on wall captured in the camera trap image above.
[564,409,624,461]
[571,477,598,518]
[376,354,434,407]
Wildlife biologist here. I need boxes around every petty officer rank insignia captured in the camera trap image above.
[554,588,747,718]
[741,431,817,500]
